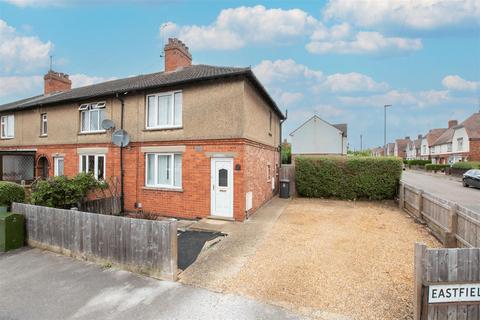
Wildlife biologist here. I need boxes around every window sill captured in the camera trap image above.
[78,130,107,135]
[39,135,48,138]
[144,126,183,132]
[0,137,14,140]
[142,186,183,192]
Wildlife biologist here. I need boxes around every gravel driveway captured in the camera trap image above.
[224,198,440,320]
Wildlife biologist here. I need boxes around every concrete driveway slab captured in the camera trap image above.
[0,248,304,320]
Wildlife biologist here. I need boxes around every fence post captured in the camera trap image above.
[399,183,405,210]
[416,190,424,220]
[414,242,426,320]
[445,204,458,248]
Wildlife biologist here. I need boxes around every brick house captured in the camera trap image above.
[406,135,422,160]
[394,137,411,159]
[371,147,384,157]
[0,38,285,222]
[430,114,480,164]
[420,128,447,160]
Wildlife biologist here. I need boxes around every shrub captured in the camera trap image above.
[295,156,402,200]
[425,164,449,171]
[451,161,480,170]
[30,173,108,209]
[408,159,431,166]
[0,181,25,208]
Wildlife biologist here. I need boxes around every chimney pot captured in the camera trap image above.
[164,38,192,72]
[448,120,458,128]
[44,70,72,95]
[418,134,422,139]
[405,136,410,140]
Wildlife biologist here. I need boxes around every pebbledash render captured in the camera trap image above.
[0,38,285,222]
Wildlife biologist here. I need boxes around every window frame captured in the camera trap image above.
[79,102,106,133]
[145,90,182,130]
[40,113,48,136]
[145,152,182,189]
[54,157,64,176]
[1,114,14,139]
[457,138,464,151]
[79,154,106,180]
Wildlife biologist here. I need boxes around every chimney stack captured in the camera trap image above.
[44,70,72,95]
[418,134,422,140]
[164,38,192,72]
[405,136,410,140]
[448,120,458,128]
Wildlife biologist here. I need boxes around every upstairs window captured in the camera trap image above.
[146,91,182,129]
[79,102,106,133]
[457,138,464,151]
[447,143,452,152]
[40,113,48,136]
[0,115,14,139]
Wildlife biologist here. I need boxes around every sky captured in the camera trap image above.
[0,0,479,150]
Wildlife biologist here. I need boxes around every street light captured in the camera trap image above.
[384,104,392,156]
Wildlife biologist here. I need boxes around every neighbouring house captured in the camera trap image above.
[406,135,423,160]
[372,147,384,157]
[394,137,412,159]
[420,128,447,160]
[289,115,347,160]
[0,38,285,222]
[385,143,395,156]
[430,120,458,164]
[430,113,480,164]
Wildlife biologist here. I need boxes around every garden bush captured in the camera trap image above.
[0,181,25,208]
[425,164,449,171]
[451,161,480,170]
[407,159,431,166]
[30,173,107,209]
[295,156,402,200]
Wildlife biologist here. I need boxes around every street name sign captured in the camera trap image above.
[428,283,480,304]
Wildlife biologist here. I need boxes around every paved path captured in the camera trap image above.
[402,170,480,212]
[0,248,303,320]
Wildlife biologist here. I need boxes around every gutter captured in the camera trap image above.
[279,109,288,167]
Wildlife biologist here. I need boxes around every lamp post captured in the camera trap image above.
[384,104,392,156]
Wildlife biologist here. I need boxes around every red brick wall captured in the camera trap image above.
[2,138,277,221]
[244,142,279,217]
[468,140,480,161]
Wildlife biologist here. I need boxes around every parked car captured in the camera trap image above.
[463,169,480,188]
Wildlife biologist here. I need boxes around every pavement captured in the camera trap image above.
[402,169,480,212]
[0,247,304,320]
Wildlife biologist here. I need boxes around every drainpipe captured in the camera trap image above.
[279,109,288,167]
[115,92,127,214]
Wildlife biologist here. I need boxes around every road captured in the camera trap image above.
[402,170,480,212]
[0,248,303,320]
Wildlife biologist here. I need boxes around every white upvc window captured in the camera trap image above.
[457,138,464,151]
[1,114,14,139]
[145,153,182,189]
[40,113,48,136]
[79,154,106,180]
[146,91,182,129]
[54,157,64,176]
[447,143,452,152]
[79,102,106,133]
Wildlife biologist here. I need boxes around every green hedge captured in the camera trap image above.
[0,181,25,207]
[31,173,108,209]
[407,159,431,166]
[425,164,449,171]
[451,161,480,170]
[295,156,402,200]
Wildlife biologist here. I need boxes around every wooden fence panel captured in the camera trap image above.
[400,182,480,248]
[78,196,121,215]
[12,202,177,281]
[415,244,480,320]
[280,164,295,196]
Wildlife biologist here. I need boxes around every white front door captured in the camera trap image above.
[210,158,234,218]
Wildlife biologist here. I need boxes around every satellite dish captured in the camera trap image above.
[112,129,130,147]
[102,119,115,130]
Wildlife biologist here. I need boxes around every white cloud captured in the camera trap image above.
[253,59,323,85]
[442,75,480,91]
[70,74,117,88]
[307,31,422,55]
[0,75,42,97]
[160,5,320,50]
[323,0,480,30]
[0,19,53,72]
[278,91,304,106]
[318,72,389,92]
[4,0,68,7]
